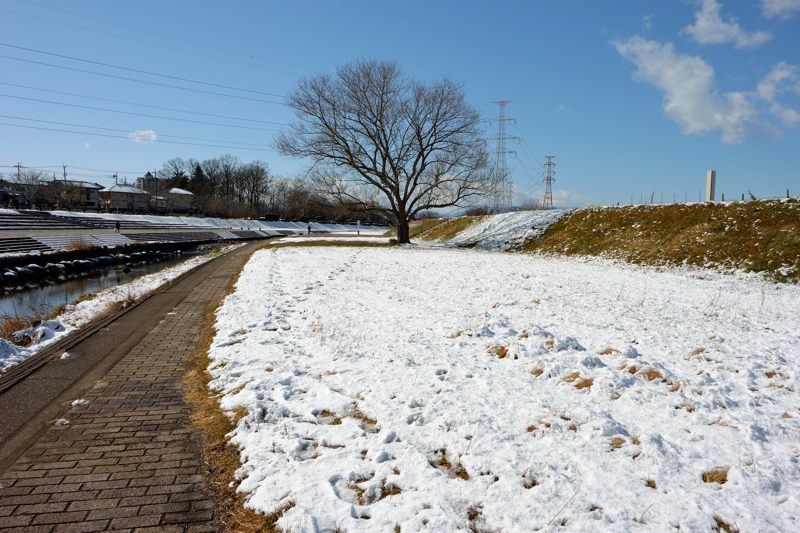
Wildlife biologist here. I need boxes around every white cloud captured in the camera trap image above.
[128,129,157,144]
[757,61,799,101]
[514,186,591,207]
[762,0,800,19]
[757,62,800,126]
[615,37,758,143]
[683,0,770,48]
[642,14,654,31]
[83,142,91,150]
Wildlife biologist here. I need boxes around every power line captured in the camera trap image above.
[0,122,277,152]
[0,93,280,132]
[0,82,287,126]
[0,7,295,74]
[15,0,299,70]
[0,115,271,149]
[0,54,284,105]
[0,42,286,99]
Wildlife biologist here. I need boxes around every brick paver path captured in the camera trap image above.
[0,243,262,532]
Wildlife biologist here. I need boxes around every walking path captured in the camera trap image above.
[0,242,266,532]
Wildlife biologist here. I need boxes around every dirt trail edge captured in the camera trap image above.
[0,241,268,532]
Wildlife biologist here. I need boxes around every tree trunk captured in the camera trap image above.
[396,217,410,244]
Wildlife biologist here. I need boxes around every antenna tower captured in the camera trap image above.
[492,99,518,211]
[543,155,556,208]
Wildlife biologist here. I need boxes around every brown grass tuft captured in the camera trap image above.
[531,367,544,377]
[639,367,664,381]
[702,467,729,485]
[713,514,738,532]
[645,479,656,489]
[609,437,626,450]
[562,371,580,383]
[543,338,556,350]
[518,329,529,339]
[691,347,706,356]
[0,315,37,344]
[574,377,594,389]
[599,346,620,355]
[487,345,508,358]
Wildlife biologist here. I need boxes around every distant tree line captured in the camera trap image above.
[157,155,386,223]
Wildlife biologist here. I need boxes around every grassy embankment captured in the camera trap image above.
[522,200,800,282]
[408,216,485,242]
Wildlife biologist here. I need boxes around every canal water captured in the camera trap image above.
[0,254,197,319]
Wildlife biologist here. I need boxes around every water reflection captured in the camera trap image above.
[0,257,188,318]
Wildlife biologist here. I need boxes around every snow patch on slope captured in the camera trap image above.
[444,210,567,250]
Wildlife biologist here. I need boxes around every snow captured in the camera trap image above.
[208,246,799,532]
[0,245,240,373]
[444,210,568,250]
[270,236,392,244]
[0,208,19,215]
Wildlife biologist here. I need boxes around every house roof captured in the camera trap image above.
[167,187,193,195]
[100,184,149,194]
[38,180,104,189]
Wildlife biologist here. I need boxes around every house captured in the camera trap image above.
[98,183,150,213]
[46,180,104,210]
[149,195,169,214]
[165,187,194,213]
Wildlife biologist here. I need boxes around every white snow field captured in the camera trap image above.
[209,246,799,532]
[0,246,239,372]
[444,210,568,250]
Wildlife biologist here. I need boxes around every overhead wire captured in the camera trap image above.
[0,94,280,132]
[0,42,286,99]
[0,82,287,126]
[0,114,272,148]
[0,121,277,152]
[0,54,284,105]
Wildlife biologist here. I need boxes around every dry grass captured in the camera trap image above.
[714,514,738,532]
[183,244,289,532]
[645,479,656,489]
[416,215,485,242]
[599,346,620,355]
[63,240,94,251]
[639,367,664,382]
[0,315,37,344]
[563,371,581,383]
[531,367,544,377]
[487,344,509,358]
[574,377,594,389]
[609,437,626,450]
[430,449,470,480]
[702,467,729,485]
[522,199,800,283]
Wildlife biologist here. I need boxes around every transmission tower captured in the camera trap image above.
[491,99,518,212]
[543,155,556,208]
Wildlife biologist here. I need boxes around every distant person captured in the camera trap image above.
[307,223,311,235]
[114,221,121,233]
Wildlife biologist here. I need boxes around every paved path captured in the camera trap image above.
[0,242,265,532]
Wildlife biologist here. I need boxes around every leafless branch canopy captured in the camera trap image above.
[277,60,491,234]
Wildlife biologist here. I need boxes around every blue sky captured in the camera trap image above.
[0,0,798,206]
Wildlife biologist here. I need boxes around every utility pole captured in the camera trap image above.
[543,156,556,208]
[14,162,22,181]
[62,164,67,182]
[491,99,518,212]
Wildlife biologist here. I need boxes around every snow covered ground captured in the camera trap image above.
[0,246,239,372]
[208,246,799,532]
[437,210,568,250]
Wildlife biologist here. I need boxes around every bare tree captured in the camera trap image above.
[276,60,491,243]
